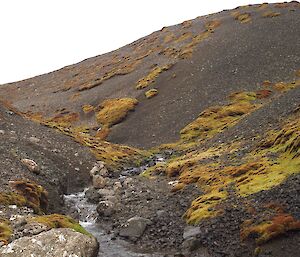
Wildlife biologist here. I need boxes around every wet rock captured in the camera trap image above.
[92,175,107,189]
[0,228,99,257]
[20,159,40,174]
[85,187,101,203]
[96,200,116,217]
[119,216,152,240]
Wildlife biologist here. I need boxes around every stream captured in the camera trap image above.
[64,155,168,257]
[64,190,162,257]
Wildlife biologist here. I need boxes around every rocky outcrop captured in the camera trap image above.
[0,228,99,257]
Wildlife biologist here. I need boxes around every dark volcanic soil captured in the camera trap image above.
[0,102,95,212]
[0,3,299,149]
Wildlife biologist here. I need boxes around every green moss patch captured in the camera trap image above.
[30,214,91,236]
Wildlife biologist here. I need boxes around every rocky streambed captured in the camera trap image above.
[62,154,204,257]
[62,155,181,257]
[64,189,161,257]
[0,152,203,257]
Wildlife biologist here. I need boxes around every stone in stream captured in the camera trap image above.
[85,187,101,203]
[96,200,116,217]
[0,228,99,257]
[119,216,152,240]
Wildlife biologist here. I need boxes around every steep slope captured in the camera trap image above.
[1,2,299,149]
[0,2,300,257]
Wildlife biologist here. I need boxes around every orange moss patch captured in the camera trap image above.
[96,98,138,127]
[79,59,141,91]
[262,80,272,87]
[49,112,79,125]
[136,64,174,90]
[257,3,269,10]
[0,219,12,244]
[205,20,221,32]
[82,104,94,114]
[273,81,298,92]
[0,192,27,207]
[179,31,211,59]
[233,12,252,23]
[145,89,158,99]
[0,181,48,214]
[241,214,300,244]
[274,3,290,8]
[164,33,175,44]
[69,93,81,101]
[174,32,193,44]
[9,180,48,214]
[181,20,193,28]
[25,111,147,169]
[255,89,272,99]
[262,11,281,18]
[95,126,111,140]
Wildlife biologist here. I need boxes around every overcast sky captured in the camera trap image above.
[0,0,279,84]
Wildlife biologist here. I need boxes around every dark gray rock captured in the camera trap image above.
[119,216,152,240]
[85,187,101,203]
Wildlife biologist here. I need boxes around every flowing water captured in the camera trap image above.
[64,153,168,257]
[64,190,162,257]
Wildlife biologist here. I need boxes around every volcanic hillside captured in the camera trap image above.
[0,2,300,257]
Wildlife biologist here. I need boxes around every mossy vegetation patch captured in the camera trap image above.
[0,180,48,214]
[136,64,174,90]
[145,89,158,99]
[262,11,281,18]
[241,214,300,244]
[232,12,252,23]
[96,98,138,127]
[0,219,12,244]
[184,114,300,224]
[78,59,142,92]
[180,93,259,142]
[82,104,95,114]
[25,111,148,169]
[143,75,300,225]
[29,214,91,236]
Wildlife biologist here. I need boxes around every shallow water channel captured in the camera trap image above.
[63,152,171,257]
[64,189,163,257]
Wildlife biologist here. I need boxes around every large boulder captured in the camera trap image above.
[0,228,99,257]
